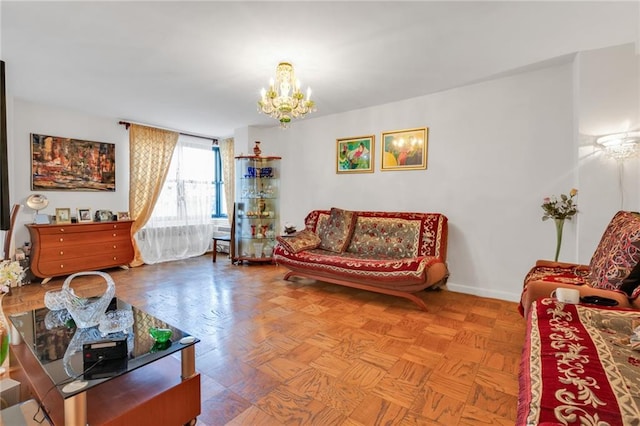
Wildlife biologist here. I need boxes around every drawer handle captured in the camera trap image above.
[113,245,117,249]
[113,225,117,229]
[113,256,117,260]
[60,264,64,269]
[59,238,64,242]
[59,251,64,256]
[113,233,117,237]
[59,228,65,232]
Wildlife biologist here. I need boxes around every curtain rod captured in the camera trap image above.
[118,120,219,143]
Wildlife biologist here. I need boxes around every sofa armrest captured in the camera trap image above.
[534,259,589,270]
[520,280,631,318]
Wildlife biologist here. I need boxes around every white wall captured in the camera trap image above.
[576,43,640,262]
[243,61,576,302]
[5,43,638,304]
[7,99,129,253]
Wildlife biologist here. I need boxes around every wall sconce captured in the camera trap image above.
[596,130,640,160]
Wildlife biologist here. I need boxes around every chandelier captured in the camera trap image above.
[257,62,316,128]
[596,130,640,161]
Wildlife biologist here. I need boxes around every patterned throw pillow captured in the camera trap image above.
[317,208,358,253]
[588,211,640,291]
[276,230,321,254]
[620,261,640,299]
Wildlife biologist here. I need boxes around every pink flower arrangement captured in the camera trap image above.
[541,188,578,221]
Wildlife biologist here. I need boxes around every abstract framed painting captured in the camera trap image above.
[336,135,374,174]
[31,133,116,191]
[381,127,428,171]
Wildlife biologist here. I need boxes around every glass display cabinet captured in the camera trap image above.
[232,153,281,264]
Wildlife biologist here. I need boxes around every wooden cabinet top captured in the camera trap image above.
[27,220,134,233]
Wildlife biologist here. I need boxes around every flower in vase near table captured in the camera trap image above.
[541,189,578,262]
[541,188,578,221]
[0,260,26,294]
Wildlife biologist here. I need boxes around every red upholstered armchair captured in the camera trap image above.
[519,211,640,318]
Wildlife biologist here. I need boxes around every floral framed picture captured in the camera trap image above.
[55,208,71,224]
[77,208,92,223]
[336,135,374,174]
[381,127,428,171]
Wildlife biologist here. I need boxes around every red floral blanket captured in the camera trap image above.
[518,299,640,425]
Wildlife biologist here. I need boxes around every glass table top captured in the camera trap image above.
[9,298,199,398]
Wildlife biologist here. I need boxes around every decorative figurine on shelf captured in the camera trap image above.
[253,141,262,156]
[284,223,297,235]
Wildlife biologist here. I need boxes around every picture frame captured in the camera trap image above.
[31,133,116,191]
[55,208,71,224]
[95,209,113,222]
[77,208,92,223]
[117,211,130,221]
[381,127,428,171]
[336,135,375,174]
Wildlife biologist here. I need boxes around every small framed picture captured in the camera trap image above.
[381,127,428,171]
[336,135,375,174]
[117,211,130,221]
[94,210,113,222]
[55,208,72,224]
[77,208,92,223]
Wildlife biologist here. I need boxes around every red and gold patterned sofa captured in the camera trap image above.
[273,208,448,311]
[519,210,640,318]
[518,298,640,425]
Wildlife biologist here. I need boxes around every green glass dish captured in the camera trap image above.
[149,327,172,343]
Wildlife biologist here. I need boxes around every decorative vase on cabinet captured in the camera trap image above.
[232,152,281,264]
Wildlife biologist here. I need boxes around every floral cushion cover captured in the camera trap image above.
[276,230,321,254]
[518,298,640,425]
[316,207,358,253]
[306,210,447,259]
[587,211,640,292]
[523,265,589,287]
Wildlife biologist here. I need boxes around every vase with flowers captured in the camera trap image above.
[0,260,25,374]
[541,188,578,262]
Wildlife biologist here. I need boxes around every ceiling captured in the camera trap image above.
[1,1,638,138]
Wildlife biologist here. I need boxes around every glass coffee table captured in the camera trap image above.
[9,298,200,426]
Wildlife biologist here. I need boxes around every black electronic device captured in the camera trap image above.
[84,357,128,380]
[580,295,619,307]
[82,337,128,364]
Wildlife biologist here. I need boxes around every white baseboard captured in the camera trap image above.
[444,281,521,303]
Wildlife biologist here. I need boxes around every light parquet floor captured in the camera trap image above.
[3,255,526,425]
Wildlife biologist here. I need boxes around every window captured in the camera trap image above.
[150,136,226,222]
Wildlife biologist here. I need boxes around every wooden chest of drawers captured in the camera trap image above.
[26,220,134,281]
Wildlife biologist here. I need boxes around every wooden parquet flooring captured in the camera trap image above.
[3,255,526,425]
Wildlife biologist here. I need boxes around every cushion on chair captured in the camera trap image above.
[317,207,358,253]
[588,211,640,291]
[620,260,640,300]
[523,264,589,287]
[276,230,321,254]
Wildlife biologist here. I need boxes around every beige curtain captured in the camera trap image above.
[219,137,235,226]
[128,124,179,267]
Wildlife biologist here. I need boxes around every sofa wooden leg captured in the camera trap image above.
[280,271,429,312]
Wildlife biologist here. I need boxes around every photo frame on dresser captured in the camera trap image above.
[77,208,92,223]
[55,208,71,224]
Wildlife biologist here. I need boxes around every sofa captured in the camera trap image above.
[519,210,640,318]
[518,298,640,425]
[272,208,448,311]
